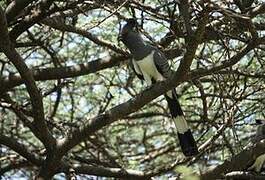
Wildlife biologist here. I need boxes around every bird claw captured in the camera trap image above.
[145,85,153,91]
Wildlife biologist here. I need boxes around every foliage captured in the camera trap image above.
[1,0,265,179]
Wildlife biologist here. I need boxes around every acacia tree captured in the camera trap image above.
[1,0,265,179]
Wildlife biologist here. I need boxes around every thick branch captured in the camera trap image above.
[36,32,262,180]
[0,6,56,150]
[74,165,150,179]
[5,0,34,23]
[178,0,192,36]
[0,161,31,176]
[0,48,182,95]
[0,135,42,165]
[200,140,265,180]
[0,55,128,95]
[9,0,53,40]
[37,61,190,178]
[174,10,208,80]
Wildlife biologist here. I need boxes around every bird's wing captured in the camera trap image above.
[153,49,172,79]
[129,59,144,80]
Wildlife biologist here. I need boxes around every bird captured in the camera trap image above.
[248,120,265,172]
[118,18,199,156]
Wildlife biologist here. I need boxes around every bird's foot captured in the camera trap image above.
[145,85,155,92]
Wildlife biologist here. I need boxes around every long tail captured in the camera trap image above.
[165,89,199,156]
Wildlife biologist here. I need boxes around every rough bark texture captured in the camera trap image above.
[1,1,265,179]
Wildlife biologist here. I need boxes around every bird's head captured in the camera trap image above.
[118,18,138,42]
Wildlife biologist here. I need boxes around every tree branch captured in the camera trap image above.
[41,16,127,55]
[9,0,53,40]
[173,9,208,80]
[0,161,32,176]
[191,37,265,80]
[178,0,192,36]
[74,165,150,179]
[200,140,265,180]
[0,134,42,166]
[225,171,265,180]
[0,6,56,151]
[0,55,128,95]
[5,0,35,23]
[35,25,263,179]
[0,48,183,95]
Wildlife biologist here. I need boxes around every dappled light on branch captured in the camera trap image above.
[1,0,265,179]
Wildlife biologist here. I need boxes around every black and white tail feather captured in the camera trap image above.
[165,89,198,156]
[119,18,199,156]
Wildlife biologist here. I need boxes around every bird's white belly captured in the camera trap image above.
[136,51,164,83]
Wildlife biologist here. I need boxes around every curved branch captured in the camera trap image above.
[200,140,265,180]
[41,17,127,55]
[0,6,56,150]
[5,0,34,23]
[8,0,54,40]
[35,28,263,180]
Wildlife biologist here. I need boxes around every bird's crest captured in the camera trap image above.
[121,18,138,36]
